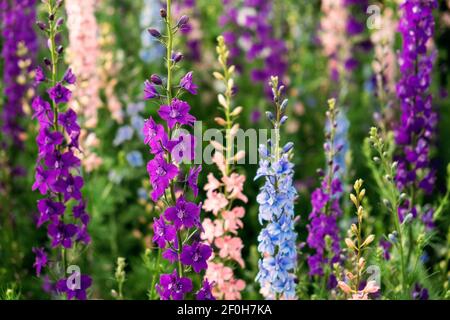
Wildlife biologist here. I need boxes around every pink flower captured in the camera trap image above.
[205,262,233,287]
[222,207,245,234]
[204,173,222,192]
[214,236,245,268]
[201,218,224,243]
[222,173,248,203]
[222,278,246,300]
[212,152,226,176]
[203,190,228,215]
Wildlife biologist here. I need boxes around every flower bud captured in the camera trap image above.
[280,115,288,125]
[150,74,162,85]
[282,142,294,153]
[280,99,288,112]
[36,21,47,31]
[172,52,183,63]
[148,28,161,38]
[177,15,189,27]
[57,45,64,54]
[56,17,64,27]
[160,8,167,18]
[265,111,274,121]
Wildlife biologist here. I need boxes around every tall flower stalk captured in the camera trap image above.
[143,0,213,300]
[306,99,343,290]
[1,0,38,148]
[201,35,247,300]
[32,0,91,300]
[65,0,102,172]
[395,0,437,208]
[255,76,297,299]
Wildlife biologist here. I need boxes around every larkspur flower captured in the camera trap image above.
[32,247,48,277]
[153,216,177,248]
[196,280,216,300]
[31,2,91,298]
[143,1,212,300]
[395,0,438,223]
[156,270,193,300]
[179,71,198,94]
[158,98,195,129]
[164,196,200,230]
[47,83,72,104]
[180,242,212,273]
[255,77,297,300]
[56,274,92,300]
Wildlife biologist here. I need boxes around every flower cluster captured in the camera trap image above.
[65,0,103,172]
[306,99,342,280]
[219,0,288,96]
[255,76,297,299]
[31,1,91,300]
[201,36,247,300]
[395,0,438,214]
[1,0,37,148]
[143,1,213,300]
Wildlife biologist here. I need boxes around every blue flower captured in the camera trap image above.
[113,125,134,146]
[126,151,144,167]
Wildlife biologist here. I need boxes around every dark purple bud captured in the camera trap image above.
[171,52,183,63]
[44,58,51,66]
[160,8,167,18]
[177,15,189,27]
[148,28,161,38]
[57,45,64,54]
[56,0,64,8]
[56,17,64,27]
[280,115,288,125]
[36,21,47,31]
[265,111,274,121]
[49,13,55,21]
[150,74,162,85]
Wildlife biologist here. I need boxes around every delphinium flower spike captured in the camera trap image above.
[65,0,103,172]
[142,0,213,300]
[306,99,343,289]
[395,0,438,218]
[31,0,91,300]
[338,179,379,300]
[201,35,247,300]
[255,76,298,299]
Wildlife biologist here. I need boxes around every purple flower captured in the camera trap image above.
[142,117,166,153]
[158,98,195,129]
[187,165,201,197]
[36,128,64,156]
[35,66,45,83]
[147,155,179,201]
[144,80,159,100]
[63,68,76,84]
[73,202,90,225]
[180,241,212,273]
[54,174,84,202]
[164,196,200,230]
[47,221,78,248]
[162,248,179,263]
[32,166,58,194]
[56,274,92,300]
[196,279,215,300]
[37,198,65,227]
[58,109,80,135]
[156,269,193,300]
[31,96,52,124]
[47,82,72,104]
[32,247,48,277]
[44,151,81,175]
[179,71,198,95]
[153,216,177,248]
[411,283,429,300]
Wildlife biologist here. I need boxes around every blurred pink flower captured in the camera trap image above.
[204,173,222,192]
[201,218,224,244]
